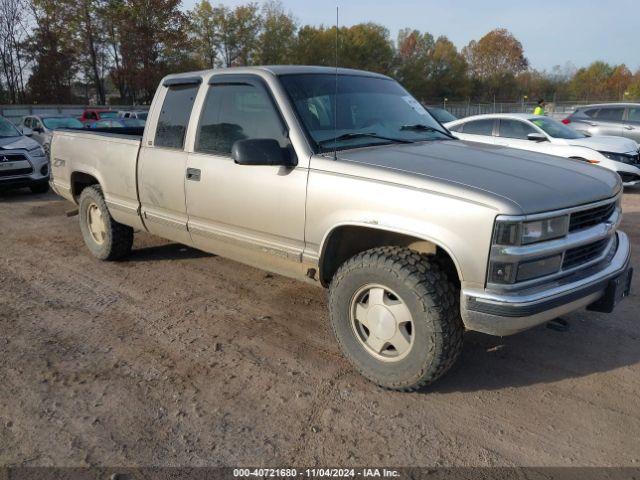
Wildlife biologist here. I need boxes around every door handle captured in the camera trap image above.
[624,125,634,130]
[186,168,201,181]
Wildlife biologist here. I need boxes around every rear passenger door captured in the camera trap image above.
[185,74,307,273]
[623,106,640,143]
[593,106,624,137]
[452,118,496,145]
[138,78,201,245]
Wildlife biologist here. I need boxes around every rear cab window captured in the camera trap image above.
[154,81,201,149]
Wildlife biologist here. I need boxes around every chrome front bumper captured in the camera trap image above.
[461,231,631,336]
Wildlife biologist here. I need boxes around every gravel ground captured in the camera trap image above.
[0,188,639,468]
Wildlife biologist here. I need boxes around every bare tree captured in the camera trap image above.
[0,0,29,103]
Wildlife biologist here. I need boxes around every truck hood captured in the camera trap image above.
[0,135,40,151]
[337,140,621,215]
[553,135,638,153]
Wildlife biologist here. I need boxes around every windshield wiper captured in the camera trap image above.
[400,123,455,139]
[318,132,413,146]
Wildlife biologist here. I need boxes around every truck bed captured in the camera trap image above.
[50,128,145,231]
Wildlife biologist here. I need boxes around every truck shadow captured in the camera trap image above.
[126,243,214,262]
[428,316,640,393]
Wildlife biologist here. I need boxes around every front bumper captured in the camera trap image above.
[461,231,631,336]
[0,151,49,190]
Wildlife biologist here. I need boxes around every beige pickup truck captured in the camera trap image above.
[50,66,632,391]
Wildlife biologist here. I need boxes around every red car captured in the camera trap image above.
[78,109,119,124]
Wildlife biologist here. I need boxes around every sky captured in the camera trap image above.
[181,0,640,72]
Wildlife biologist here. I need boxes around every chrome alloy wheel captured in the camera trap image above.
[350,284,415,362]
[86,202,107,245]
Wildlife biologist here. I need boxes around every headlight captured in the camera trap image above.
[29,146,46,157]
[493,215,569,246]
[601,151,633,164]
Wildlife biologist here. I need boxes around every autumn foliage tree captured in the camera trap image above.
[3,1,640,105]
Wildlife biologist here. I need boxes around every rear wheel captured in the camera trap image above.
[329,246,463,391]
[79,185,133,260]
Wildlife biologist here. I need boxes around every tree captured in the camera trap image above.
[69,0,109,104]
[293,23,394,75]
[0,0,29,103]
[189,0,218,68]
[462,28,528,100]
[427,36,469,100]
[394,29,434,100]
[608,64,632,100]
[214,3,262,67]
[256,0,296,65]
[106,0,191,102]
[569,61,614,101]
[27,0,79,103]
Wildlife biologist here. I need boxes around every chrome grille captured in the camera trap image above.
[562,238,609,270]
[569,202,616,232]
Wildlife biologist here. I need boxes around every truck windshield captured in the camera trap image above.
[0,116,20,138]
[280,74,452,153]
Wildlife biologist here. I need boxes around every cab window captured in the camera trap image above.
[627,107,640,124]
[154,84,199,149]
[195,81,288,156]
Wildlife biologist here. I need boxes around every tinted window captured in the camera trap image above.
[462,119,494,136]
[498,119,537,139]
[627,107,640,123]
[42,117,84,129]
[596,107,624,121]
[448,123,463,132]
[85,112,97,120]
[196,82,288,155]
[155,84,199,149]
[582,108,599,118]
[23,117,31,127]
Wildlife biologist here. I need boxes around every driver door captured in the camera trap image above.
[185,75,307,275]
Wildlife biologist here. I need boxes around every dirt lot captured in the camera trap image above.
[0,188,639,468]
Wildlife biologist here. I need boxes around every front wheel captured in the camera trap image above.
[79,185,133,260]
[329,247,463,391]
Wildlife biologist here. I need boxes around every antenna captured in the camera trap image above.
[333,5,339,160]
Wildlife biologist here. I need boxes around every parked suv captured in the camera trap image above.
[21,115,84,157]
[0,115,49,194]
[563,103,640,143]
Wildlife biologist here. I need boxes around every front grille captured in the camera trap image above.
[569,202,616,232]
[0,153,28,162]
[562,238,609,270]
[618,171,640,183]
[0,167,33,178]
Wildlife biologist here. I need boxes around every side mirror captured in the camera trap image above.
[232,138,295,167]
[33,126,43,133]
[527,132,547,142]
[22,127,33,136]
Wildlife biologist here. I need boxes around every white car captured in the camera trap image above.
[445,113,640,187]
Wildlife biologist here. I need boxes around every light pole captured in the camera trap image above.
[522,95,528,112]
[443,98,448,110]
